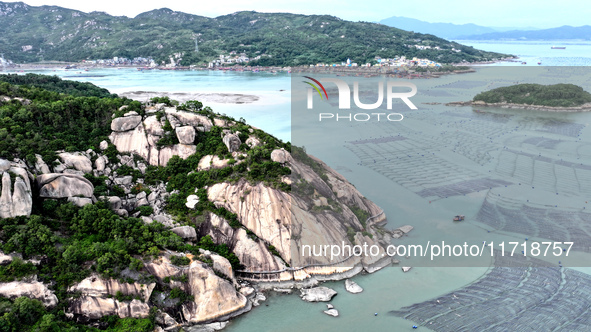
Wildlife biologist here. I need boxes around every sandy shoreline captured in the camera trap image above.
[118,91,260,104]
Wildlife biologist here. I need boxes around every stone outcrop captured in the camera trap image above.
[67,197,92,207]
[299,287,337,302]
[0,280,58,307]
[176,126,196,145]
[58,152,93,173]
[166,109,212,130]
[37,173,94,198]
[245,137,261,148]
[222,133,241,153]
[109,123,151,162]
[200,250,235,282]
[171,226,197,240]
[345,279,363,293]
[391,225,414,239]
[207,181,292,263]
[0,159,10,172]
[270,148,292,164]
[0,172,11,218]
[199,213,287,274]
[67,273,153,321]
[145,256,250,324]
[34,154,50,174]
[69,297,150,320]
[197,155,229,171]
[324,309,339,317]
[111,116,142,132]
[68,275,155,303]
[159,144,197,167]
[0,160,33,218]
[186,194,199,209]
[202,146,390,282]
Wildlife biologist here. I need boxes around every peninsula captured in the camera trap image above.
[0,73,399,331]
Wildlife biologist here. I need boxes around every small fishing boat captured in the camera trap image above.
[453,215,465,222]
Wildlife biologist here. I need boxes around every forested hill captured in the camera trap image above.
[0,1,508,65]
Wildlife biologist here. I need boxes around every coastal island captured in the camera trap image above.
[448,83,591,112]
[0,74,401,331]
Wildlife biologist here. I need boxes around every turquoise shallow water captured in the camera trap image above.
[5,44,591,331]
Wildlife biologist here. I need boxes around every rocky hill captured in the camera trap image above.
[0,1,507,65]
[0,74,396,331]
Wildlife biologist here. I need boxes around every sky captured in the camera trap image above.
[10,0,590,29]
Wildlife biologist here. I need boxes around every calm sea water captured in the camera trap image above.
[458,40,591,66]
[5,41,591,331]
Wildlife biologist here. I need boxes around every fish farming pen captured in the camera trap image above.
[475,191,591,252]
[390,253,591,331]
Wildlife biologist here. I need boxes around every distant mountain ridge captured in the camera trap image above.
[379,16,538,39]
[458,25,591,40]
[0,1,507,65]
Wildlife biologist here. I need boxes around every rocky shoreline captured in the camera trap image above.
[446,100,591,112]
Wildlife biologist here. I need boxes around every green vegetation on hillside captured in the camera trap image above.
[0,2,508,66]
[0,73,142,163]
[473,83,591,107]
[0,74,116,98]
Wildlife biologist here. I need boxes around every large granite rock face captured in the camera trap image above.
[199,213,286,274]
[0,161,33,218]
[0,172,13,218]
[176,126,196,145]
[204,147,389,280]
[222,133,241,153]
[145,256,250,324]
[37,173,94,198]
[0,280,58,307]
[109,123,151,162]
[207,181,292,263]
